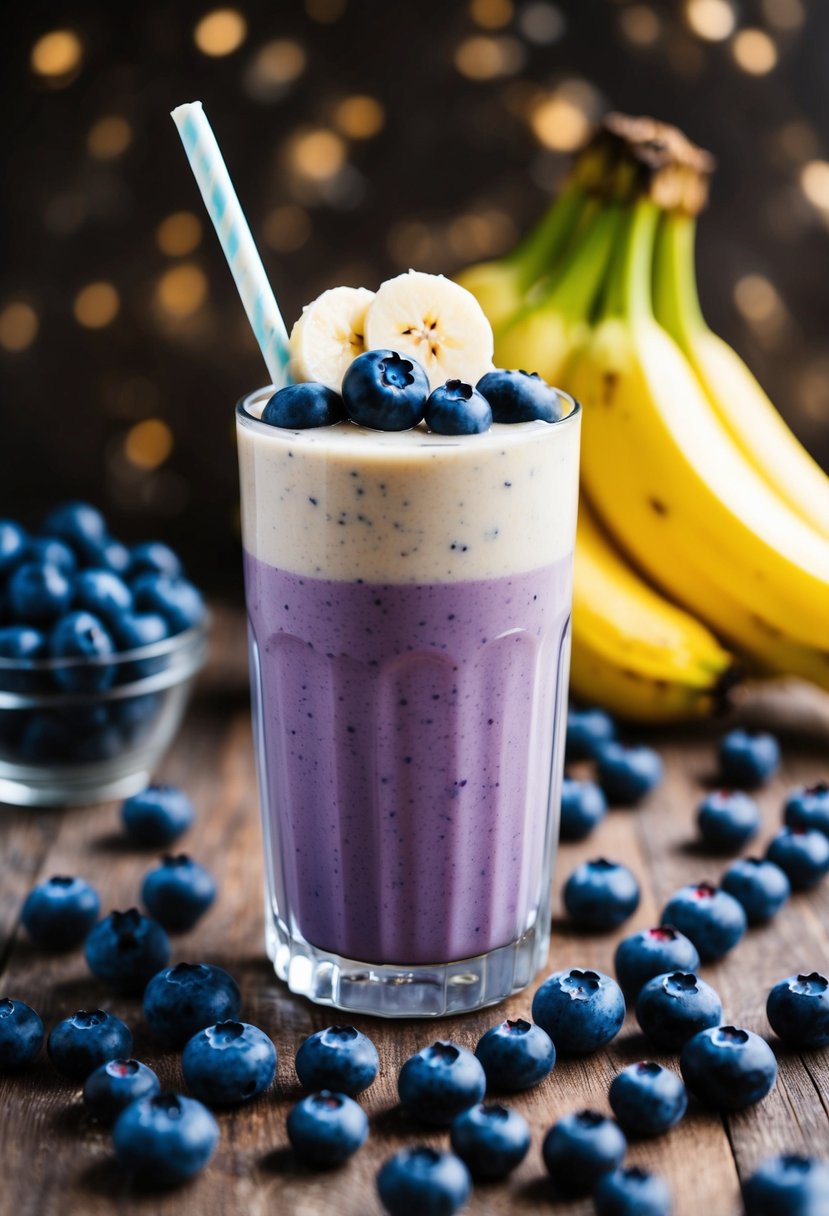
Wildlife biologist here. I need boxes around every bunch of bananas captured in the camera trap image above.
[457,114,829,723]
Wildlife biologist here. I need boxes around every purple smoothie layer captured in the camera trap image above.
[244,551,572,965]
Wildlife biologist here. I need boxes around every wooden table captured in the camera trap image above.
[2,610,829,1216]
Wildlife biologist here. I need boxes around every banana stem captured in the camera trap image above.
[601,197,660,322]
[548,206,623,324]
[507,186,585,289]
[652,211,707,344]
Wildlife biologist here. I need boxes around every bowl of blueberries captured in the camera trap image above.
[0,502,208,807]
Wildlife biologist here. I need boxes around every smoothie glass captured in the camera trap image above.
[236,389,580,1016]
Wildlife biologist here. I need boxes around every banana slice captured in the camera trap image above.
[289,286,375,391]
[364,270,495,390]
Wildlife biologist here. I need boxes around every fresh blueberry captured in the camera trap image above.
[660,881,747,961]
[143,962,242,1047]
[563,857,640,931]
[397,1040,486,1126]
[0,521,27,575]
[424,380,492,435]
[113,1092,219,1187]
[0,625,47,691]
[287,1090,369,1168]
[377,1147,471,1216]
[47,1009,133,1080]
[721,857,791,924]
[474,1017,555,1091]
[559,777,607,841]
[541,1109,627,1197]
[73,569,133,623]
[597,742,663,806]
[295,1025,379,1096]
[24,537,77,574]
[342,349,429,431]
[42,502,108,561]
[477,369,563,423]
[49,611,116,692]
[766,826,829,890]
[111,612,169,677]
[8,562,73,624]
[84,908,170,992]
[262,382,347,429]
[719,728,780,789]
[0,998,44,1069]
[743,1154,829,1216]
[141,855,217,933]
[132,573,205,634]
[635,971,723,1049]
[83,1058,161,1122]
[183,1020,276,1106]
[532,968,625,1055]
[122,784,195,847]
[767,972,829,1049]
[21,874,100,950]
[680,1025,778,1110]
[608,1061,687,1137]
[594,1166,672,1216]
[129,541,183,581]
[565,705,616,760]
[614,926,701,999]
[102,538,131,575]
[450,1103,530,1180]
[696,789,761,853]
[785,781,829,837]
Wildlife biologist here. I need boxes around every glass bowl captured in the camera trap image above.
[0,621,208,807]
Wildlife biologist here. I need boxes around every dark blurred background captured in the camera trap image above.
[2,0,828,597]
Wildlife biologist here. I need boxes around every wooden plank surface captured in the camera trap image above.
[1,609,828,1216]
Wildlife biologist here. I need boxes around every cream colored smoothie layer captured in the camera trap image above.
[237,387,580,583]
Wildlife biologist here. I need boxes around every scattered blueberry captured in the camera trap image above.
[563,858,640,930]
[0,998,44,1069]
[614,926,700,999]
[596,742,663,806]
[21,874,100,950]
[183,1020,276,1106]
[477,369,563,423]
[532,968,625,1055]
[42,502,108,561]
[565,705,617,760]
[377,1147,471,1216]
[559,777,608,841]
[541,1109,627,1197]
[696,789,761,853]
[73,569,133,623]
[143,962,242,1047]
[594,1166,672,1216]
[785,781,829,838]
[608,1061,687,1138]
[0,626,46,691]
[84,908,170,992]
[766,827,829,890]
[342,350,429,431]
[450,1103,530,1180]
[660,882,747,961]
[424,379,492,435]
[113,1092,219,1187]
[474,1017,555,1091]
[719,728,780,789]
[24,537,77,574]
[767,972,829,1049]
[132,574,205,634]
[47,1009,133,1080]
[397,1041,486,1126]
[262,382,347,429]
[49,611,116,692]
[287,1091,369,1168]
[0,520,27,575]
[295,1025,379,1096]
[721,857,791,924]
[122,784,195,847]
[128,541,183,581]
[112,611,169,676]
[680,1025,778,1110]
[743,1154,829,1216]
[83,1058,161,1123]
[141,854,216,933]
[8,562,73,624]
[635,971,723,1050]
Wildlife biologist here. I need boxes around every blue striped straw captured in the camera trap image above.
[171,101,290,388]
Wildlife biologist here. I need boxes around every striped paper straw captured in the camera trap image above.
[171,101,290,387]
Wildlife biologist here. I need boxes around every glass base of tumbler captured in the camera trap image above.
[265,911,550,1018]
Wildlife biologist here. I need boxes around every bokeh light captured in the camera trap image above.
[454,35,525,80]
[334,96,385,140]
[124,419,174,470]
[761,0,805,31]
[685,0,736,41]
[73,283,120,329]
[0,303,39,353]
[732,29,778,74]
[733,274,783,324]
[156,265,208,318]
[87,116,133,160]
[530,81,601,152]
[244,39,306,101]
[469,0,514,30]
[518,2,565,44]
[156,212,203,257]
[193,9,248,57]
[286,128,347,182]
[800,161,829,212]
[263,205,312,253]
[618,5,661,46]
[30,29,83,81]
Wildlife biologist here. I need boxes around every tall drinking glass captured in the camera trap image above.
[236,389,581,1016]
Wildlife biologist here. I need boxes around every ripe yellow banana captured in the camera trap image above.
[571,498,736,721]
[653,211,829,539]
